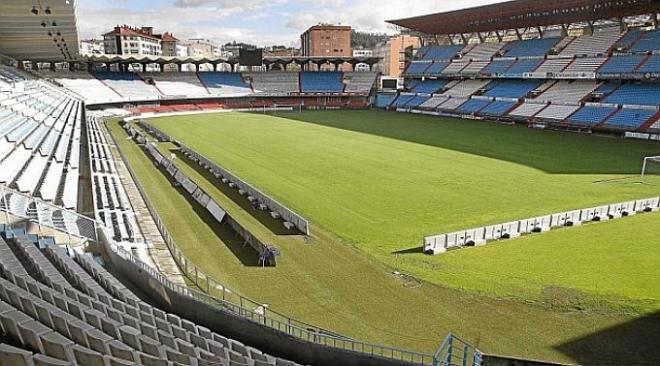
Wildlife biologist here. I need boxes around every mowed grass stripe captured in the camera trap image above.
[149,110,660,253]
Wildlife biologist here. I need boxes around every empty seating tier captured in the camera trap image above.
[558,28,620,56]
[567,105,617,126]
[534,58,573,74]
[638,55,660,74]
[503,37,560,57]
[605,83,660,106]
[599,55,647,74]
[562,57,607,74]
[343,72,377,93]
[438,97,469,111]
[423,62,449,76]
[94,72,162,101]
[603,108,658,129]
[479,100,518,116]
[248,72,299,95]
[411,80,449,94]
[141,72,210,97]
[534,104,580,121]
[300,72,344,93]
[418,96,449,109]
[509,103,548,117]
[405,61,431,75]
[456,98,491,114]
[198,72,252,95]
[484,80,540,98]
[461,42,504,60]
[504,58,543,75]
[441,80,491,98]
[481,58,516,74]
[0,231,306,366]
[422,45,464,61]
[0,82,82,206]
[39,72,122,105]
[629,29,660,53]
[534,81,599,104]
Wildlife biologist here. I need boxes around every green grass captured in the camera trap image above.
[149,110,660,247]
[147,110,660,307]
[401,212,660,314]
[109,111,660,365]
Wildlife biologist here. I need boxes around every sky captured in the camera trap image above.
[75,0,508,47]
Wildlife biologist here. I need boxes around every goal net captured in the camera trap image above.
[641,156,660,182]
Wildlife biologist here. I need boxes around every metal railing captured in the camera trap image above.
[101,213,435,365]
[103,118,437,364]
[434,334,483,366]
[105,234,435,364]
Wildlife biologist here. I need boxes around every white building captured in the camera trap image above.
[353,49,373,71]
[79,39,105,56]
[103,25,178,56]
[353,49,373,57]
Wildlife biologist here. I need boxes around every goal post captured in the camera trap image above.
[641,155,660,182]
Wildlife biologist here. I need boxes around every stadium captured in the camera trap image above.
[0,0,659,365]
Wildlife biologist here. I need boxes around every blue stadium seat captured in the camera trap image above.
[480,59,516,74]
[300,72,344,93]
[404,95,431,108]
[614,29,641,50]
[484,80,541,98]
[598,55,646,74]
[503,58,543,76]
[603,108,657,129]
[415,45,431,60]
[638,55,660,74]
[391,94,415,108]
[594,82,621,95]
[411,80,449,94]
[502,37,560,57]
[605,83,660,106]
[567,106,617,126]
[630,29,660,53]
[198,72,250,89]
[422,45,464,61]
[479,100,518,116]
[376,93,396,108]
[406,61,431,75]
[405,79,418,89]
[423,62,450,75]
[456,98,491,113]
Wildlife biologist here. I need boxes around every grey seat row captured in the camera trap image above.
[0,235,304,366]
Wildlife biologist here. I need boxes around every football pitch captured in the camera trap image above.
[111,110,660,364]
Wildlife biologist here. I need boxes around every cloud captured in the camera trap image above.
[284,0,510,33]
[76,0,292,46]
[173,0,276,7]
[285,12,316,30]
[75,0,512,47]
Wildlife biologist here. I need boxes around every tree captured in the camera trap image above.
[351,30,390,49]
